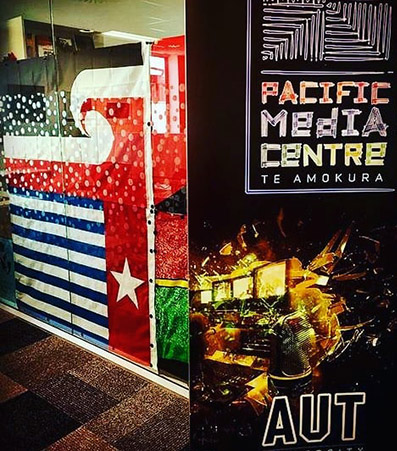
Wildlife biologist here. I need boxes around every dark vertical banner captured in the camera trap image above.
[187,1,397,450]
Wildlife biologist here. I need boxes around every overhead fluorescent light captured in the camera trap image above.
[102,30,156,43]
[150,56,165,76]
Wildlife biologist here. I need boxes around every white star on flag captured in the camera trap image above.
[111,258,144,308]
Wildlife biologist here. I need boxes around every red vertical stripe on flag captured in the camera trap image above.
[100,96,152,365]
[105,202,151,365]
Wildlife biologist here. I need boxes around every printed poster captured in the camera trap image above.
[187,1,397,449]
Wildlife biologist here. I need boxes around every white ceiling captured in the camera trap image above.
[0,0,185,39]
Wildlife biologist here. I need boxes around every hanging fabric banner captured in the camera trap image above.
[150,36,189,379]
[1,43,157,368]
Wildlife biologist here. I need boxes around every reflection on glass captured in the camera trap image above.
[0,0,187,382]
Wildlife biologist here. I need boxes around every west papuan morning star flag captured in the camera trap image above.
[1,43,157,368]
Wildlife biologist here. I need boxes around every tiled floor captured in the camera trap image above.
[0,309,189,451]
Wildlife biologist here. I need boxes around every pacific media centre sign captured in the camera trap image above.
[245,0,395,194]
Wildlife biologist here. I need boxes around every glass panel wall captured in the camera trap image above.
[0,0,187,381]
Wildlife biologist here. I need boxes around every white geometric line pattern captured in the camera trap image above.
[262,1,393,62]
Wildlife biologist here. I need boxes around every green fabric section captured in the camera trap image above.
[155,285,189,364]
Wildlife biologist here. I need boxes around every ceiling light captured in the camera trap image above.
[102,31,156,43]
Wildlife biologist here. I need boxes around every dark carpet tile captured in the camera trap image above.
[0,372,27,403]
[115,397,189,451]
[69,358,148,401]
[85,383,177,444]
[0,391,80,451]
[0,308,14,324]
[35,373,120,423]
[46,426,118,451]
[0,318,49,355]
[0,336,94,389]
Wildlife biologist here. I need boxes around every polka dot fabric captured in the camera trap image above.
[0,38,189,376]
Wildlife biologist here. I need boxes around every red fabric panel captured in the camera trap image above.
[155,211,188,280]
[105,202,151,365]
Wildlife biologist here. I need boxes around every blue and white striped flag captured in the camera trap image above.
[10,187,109,346]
